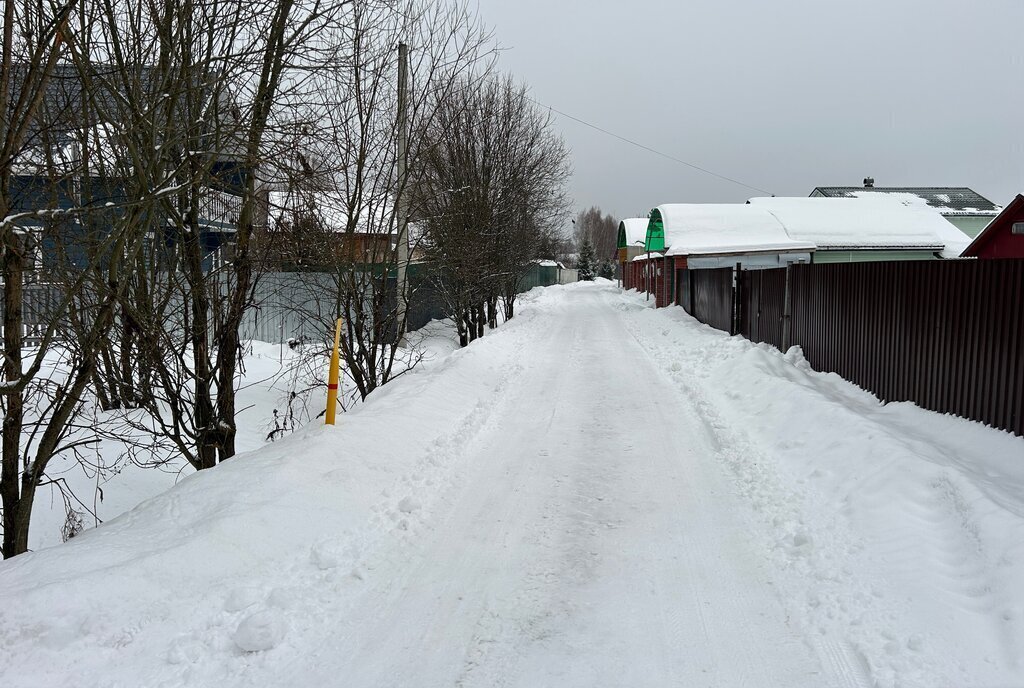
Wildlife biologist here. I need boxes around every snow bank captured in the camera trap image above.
[0,305,547,686]
[623,289,1024,687]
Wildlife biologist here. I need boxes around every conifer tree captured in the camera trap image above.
[578,239,597,281]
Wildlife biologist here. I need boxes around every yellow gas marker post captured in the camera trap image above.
[325,317,342,425]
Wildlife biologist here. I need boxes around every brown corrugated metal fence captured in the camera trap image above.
[691,268,734,334]
[682,259,1024,436]
[739,269,787,348]
[789,259,1023,436]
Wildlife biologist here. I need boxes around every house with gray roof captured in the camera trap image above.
[810,179,1001,238]
[5,63,249,274]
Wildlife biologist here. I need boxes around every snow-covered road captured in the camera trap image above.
[289,285,825,687]
[1,281,1022,688]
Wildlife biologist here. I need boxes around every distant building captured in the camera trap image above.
[617,218,649,260]
[810,181,1001,239]
[960,194,1024,259]
[648,204,814,268]
[259,188,403,270]
[617,218,649,289]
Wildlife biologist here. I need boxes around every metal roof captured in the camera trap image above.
[811,187,1001,215]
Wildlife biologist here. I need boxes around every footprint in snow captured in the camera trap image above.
[234,610,286,652]
[397,496,421,514]
[224,586,262,613]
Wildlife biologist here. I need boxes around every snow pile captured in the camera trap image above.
[234,610,287,652]
[21,341,309,553]
[625,289,1024,687]
[0,297,553,687]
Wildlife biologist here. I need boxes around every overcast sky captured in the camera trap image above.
[472,0,1024,222]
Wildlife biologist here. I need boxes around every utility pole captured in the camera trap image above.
[394,42,410,346]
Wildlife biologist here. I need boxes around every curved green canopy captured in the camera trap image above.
[645,209,665,252]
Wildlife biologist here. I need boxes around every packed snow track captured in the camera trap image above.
[1,281,1022,688]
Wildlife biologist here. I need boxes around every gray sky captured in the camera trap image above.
[473,0,1024,222]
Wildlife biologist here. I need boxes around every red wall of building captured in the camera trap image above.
[963,195,1024,259]
[972,223,1024,258]
[655,257,673,307]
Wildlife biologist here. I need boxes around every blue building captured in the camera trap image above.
[6,63,248,275]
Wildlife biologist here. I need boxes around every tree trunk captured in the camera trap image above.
[117,300,137,407]
[1,231,25,558]
[464,307,476,343]
[487,297,498,329]
[503,288,516,321]
[183,216,218,471]
[456,310,468,347]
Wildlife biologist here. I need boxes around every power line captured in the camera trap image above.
[528,97,774,197]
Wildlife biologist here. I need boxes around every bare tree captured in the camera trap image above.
[0,0,162,556]
[73,0,349,471]
[412,73,570,346]
[265,0,493,412]
[573,206,618,262]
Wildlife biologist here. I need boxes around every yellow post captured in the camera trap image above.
[325,317,342,425]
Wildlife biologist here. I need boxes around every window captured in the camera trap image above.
[1012,222,1024,235]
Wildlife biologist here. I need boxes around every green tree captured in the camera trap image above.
[578,239,596,281]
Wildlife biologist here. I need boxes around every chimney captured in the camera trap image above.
[864,177,875,188]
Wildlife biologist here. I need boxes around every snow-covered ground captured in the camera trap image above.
[27,326,454,552]
[1,280,1022,687]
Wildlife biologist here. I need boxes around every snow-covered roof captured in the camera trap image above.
[535,259,565,268]
[655,204,816,257]
[631,252,663,261]
[812,187,1001,216]
[747,196,972,258]
[618,217,649,247]
[11,121,130,176]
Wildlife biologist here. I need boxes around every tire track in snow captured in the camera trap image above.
[611,287,960,688]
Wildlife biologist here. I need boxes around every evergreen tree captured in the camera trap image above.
[578,239,597,281]
[597,259,616,280]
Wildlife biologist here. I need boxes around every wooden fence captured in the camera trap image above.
[681,259,1024,437]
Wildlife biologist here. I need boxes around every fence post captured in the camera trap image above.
[688,269,695,314]
[782,263,793,351]
[732,262,741,335]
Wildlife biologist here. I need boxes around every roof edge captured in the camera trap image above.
[961,194,1024,257]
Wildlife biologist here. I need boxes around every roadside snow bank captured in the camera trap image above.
[0,303,541,687]
[620,287,1024,688]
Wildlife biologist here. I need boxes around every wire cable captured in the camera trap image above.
[528,97,774,197]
